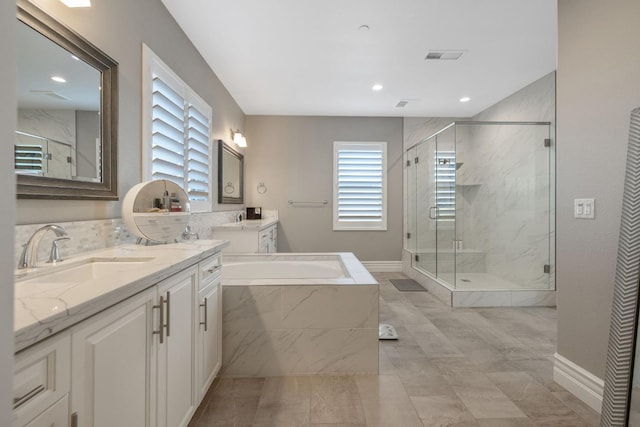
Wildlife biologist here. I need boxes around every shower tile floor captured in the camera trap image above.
[189,272,599,427]
[454,273,535,290]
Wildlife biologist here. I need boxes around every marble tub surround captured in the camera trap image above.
[14,239,229,352]
[221,252,379,377]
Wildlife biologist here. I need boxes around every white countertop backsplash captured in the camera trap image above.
[14,239,229,352]
[14,210,246,267]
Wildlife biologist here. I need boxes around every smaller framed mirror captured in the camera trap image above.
[218,140,244,204]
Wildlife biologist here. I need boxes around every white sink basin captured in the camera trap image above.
[17,257,155,284]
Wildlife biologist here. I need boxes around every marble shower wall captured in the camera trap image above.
[457,122,552,288]
[403,72,556,289]
[468,72,555,288]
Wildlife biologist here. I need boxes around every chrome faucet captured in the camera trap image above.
[18,224,68,269]
[235,212,244,223]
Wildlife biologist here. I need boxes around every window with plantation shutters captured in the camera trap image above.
[333,141,387,231]
[435,150,456,221]
[143,45,212,212]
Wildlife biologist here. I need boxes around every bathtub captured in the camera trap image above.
[220,253,379,377]
[221,253,365,283]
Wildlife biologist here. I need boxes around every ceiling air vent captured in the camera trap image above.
[425,50,464,60]
[395,100,408,108]
[30,90,69,101]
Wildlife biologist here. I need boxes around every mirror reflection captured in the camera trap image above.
[218,140,244,204]
[16,21,102,182]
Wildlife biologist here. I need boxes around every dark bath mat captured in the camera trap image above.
[390,278,426,292]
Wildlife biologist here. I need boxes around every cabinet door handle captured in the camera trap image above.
[13,384,45,408]
[207,265,221,274]
[165,291,171,337]
[153,295,165,344]
[71,412,78,427]
[199,297,208,331]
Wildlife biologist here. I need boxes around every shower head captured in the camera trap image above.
[456,162,464,171]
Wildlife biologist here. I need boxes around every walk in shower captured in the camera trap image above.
[404,121,555,305]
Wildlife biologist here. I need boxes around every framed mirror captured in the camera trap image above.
[218,140,244,204]
[16,0,118,199]
[601,107,640,426]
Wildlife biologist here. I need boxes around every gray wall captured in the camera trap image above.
[17,0,246,224]
[245,116,404,261]
[0,1,16,423]
[557,0,640,377]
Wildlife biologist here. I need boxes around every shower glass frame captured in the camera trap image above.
[405,121,554,291]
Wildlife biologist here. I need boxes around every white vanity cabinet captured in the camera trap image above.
[156,266,198,427]
[70,267,199,427]
[259,224,277,253]
[70,287,156,427]
[195,255,222,400]
[213,222,278,253]
[14,242,227,427]
[13,332,70,427]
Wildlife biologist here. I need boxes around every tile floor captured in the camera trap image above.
[189,272,600,426]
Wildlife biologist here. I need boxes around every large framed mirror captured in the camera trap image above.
[218,140,244,204]
[16,0,118,199]
[601,107,640,426]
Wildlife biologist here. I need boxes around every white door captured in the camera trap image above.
[196,281,221,399]
[71,288,155,427]
[156,266,197,427]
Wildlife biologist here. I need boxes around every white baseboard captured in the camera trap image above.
[362,261,403,272]
[553,352,604,413]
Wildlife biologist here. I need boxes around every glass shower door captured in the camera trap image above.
[415,136,437,276]
[435,127,457,287]
[405,147,417,255]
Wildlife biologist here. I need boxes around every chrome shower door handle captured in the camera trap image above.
[429,206,440,219]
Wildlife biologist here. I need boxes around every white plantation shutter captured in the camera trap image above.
[333,142,387,230]
[151,76,185,187]
[186,104,210,202]
[144,45,212,211]
[435,151,456,221]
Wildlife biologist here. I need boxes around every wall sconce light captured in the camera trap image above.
[231,129,247,148]
[60,0,91,7]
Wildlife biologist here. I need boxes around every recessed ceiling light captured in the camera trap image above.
[59,0,91,7]
[71,55,80,61]
[51,76,66,83]
[372,84,383,91]
[460,97,471,103]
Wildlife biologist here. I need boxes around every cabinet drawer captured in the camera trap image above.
[24,395,68,427]
[199,254,222,287]
[14,332,70,426]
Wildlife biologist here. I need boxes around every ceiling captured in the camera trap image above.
[160,0,557,117]
[17,21,101,111]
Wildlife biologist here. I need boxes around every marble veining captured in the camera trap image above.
[14,239,229,352]
[221,253,379,377]
[404,72,556,296]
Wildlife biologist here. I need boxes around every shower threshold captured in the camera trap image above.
[402,253,555,307]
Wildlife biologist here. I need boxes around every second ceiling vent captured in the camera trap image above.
[425,50,464,60]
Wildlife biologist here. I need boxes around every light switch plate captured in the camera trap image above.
[575,198,595,219]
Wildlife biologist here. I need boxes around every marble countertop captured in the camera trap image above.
[14,239,229,353]
[211,217,279,231]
